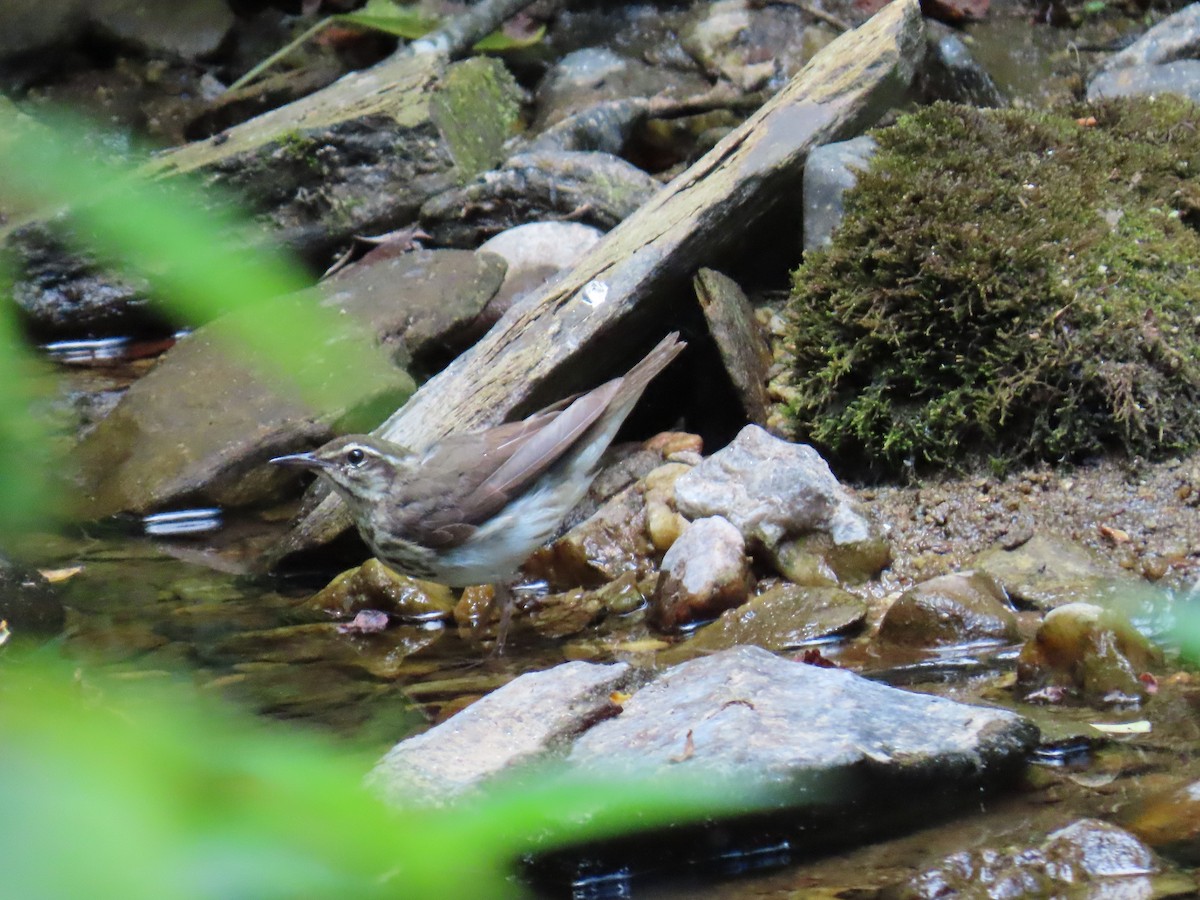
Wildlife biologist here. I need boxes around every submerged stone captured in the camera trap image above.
[1124,779,1200,866]
[309,558,455,621]
[878,571,1018,648]
[0,556,66,638]
[1016,601,1162,707]
[883,818,1159,899]
[680,583,866,654]
[530,572,648,639]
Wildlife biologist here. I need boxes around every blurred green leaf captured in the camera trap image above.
[0,106,399,414]
[337,0,439,38]
[471,24,547,53]
[229,0,544,92]
[0,656,781,899]
[0,267,58,535]
[0,86,774,900]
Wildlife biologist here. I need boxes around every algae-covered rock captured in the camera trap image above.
[684,582,866,653]
[781,98,1200,473]
[309,558,454,621]
[1016,601,1161,707]
[878,571,1018,648]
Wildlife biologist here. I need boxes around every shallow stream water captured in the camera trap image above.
[16,448,1200,897]
[11,2,1200,893]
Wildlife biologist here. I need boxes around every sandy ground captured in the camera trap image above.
[854,450,1200,596]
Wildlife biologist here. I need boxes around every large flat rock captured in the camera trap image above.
[569,646,1037,791]
[72,248,502,518]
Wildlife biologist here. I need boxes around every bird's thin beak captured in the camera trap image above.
[269,451,332,470]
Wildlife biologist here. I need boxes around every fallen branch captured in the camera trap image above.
[271,0,925,563]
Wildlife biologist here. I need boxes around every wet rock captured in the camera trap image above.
[1088,61,1200,104]
[642,462,692,554]
[1096,4,1200,72]
[368,659,631,806]
[528,588,599,639]
[971,533,1143,611]
[9,226,168,339]
[681,0,838,91]
[1088,4,1200,103]
[883,818,1159,899]
[0,0,86,62]
[681,583,866,654]
[650,516,752,631]
[71,249,502,518]
[1124,779,1200,865]
[1016,602,1162,707]
[802,135,877,252]
[917,25,1006,107]
[91,0,234,60]
[309,559,455,621]
[533,47,708,130]
[420,150,660,247]
[529,572,648,639]
[472,222,603,333]
[452,584,495,630]
[0,556,66,638]
[878,572,1018,648]
[693,269,772,426]
[769,530,891,587]
[569,646,1037,790]
[673,425,874,554]
[524,482,654,589]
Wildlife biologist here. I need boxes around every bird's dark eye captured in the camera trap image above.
[346,447,366,466]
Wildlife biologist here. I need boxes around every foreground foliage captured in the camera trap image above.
[0,108,770,899]
[783,98,1200,475]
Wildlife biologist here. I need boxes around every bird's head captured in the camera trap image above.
[270,434,411,510]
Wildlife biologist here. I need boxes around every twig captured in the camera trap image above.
[770,0,853,32]
[646,84,772,118]
[406,0,545,58]
[227,17,332,93]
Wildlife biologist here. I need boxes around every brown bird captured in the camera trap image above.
[271,333,685,643]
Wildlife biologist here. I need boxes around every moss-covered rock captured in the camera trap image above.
[781,98,1200,474]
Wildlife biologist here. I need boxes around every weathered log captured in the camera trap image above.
[272,0,925,563]
[145,54,522,261]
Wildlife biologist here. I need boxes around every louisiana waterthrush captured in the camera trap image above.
[271,333,685,597]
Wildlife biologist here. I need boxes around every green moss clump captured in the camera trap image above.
[782,98,1200,475]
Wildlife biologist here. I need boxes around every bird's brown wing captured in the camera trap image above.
[398,333,683,549]
[422,385,618,540]
[474,381,621,500]
[389,390,612,548]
